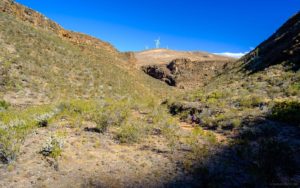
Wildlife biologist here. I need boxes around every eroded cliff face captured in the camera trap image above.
[0,0,118,54]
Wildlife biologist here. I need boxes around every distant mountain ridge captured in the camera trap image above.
[134,48,233,67]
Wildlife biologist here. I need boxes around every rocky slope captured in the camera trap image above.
[0,0,117,54]
[243,12,300,72]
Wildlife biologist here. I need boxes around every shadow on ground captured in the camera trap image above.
[166,117,300,188]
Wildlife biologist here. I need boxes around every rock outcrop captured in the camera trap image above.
[142,65,176,86]
[142,58,230,89]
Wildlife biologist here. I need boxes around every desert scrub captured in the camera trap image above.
[286,82,300,96]
[34,108,60,127]
[0,105,62,163]
[268,101,300,126]
[147,105,169,124]
[188,91,205,102]
[40,135,64,159]
[231,118,242,128]
[91,98,131,132]
[207,91,225,100]
[115,121,145,144]
[185,127,210,155]
[237,95,264,108]
[203,131,217,145]
[145,105,181,149]
[0,119,28,163]
[215,113,243,130]
[58,100,99,115]
[183,128,214,172]
[158,117,180,151]
[187,126,217,145]
[55,100,101,127]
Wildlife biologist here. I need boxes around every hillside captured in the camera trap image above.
[0,1,220,187]
[165,12,300,186]
[0,0,117,54]
[0,1,188,186]
[0,0,299,187]
[0,0,174,106]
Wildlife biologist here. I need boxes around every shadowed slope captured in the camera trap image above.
[243,12,300,72]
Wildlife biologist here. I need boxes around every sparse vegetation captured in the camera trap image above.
[115,121,144,144]
[90,99,131,133]
[0,105,61,163]
[0,1,299,187]
[40,135,64,159]
[237,95,264,108]
[269,101,300,126]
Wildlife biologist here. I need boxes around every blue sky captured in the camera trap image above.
[16,0,299,54]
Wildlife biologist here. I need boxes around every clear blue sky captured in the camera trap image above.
[16,0,299,53]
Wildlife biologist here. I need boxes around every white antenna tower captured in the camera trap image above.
[154,37,160,49]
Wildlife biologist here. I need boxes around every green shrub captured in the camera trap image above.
[185,127,209,157]
[231,118,242,128]
[35,114,51,127]
[0,130,19,163]
[115,122,144,144]
[204,131,217,145]
[92,112,110,133]
[34,107,61,127]
[207,91,224,100]
[91,100,130,133]
[189,91,205,102]
[0,100,10,111]
[160,118,180,150]
[286,82,300,96]
[238,95,264,108]
[269,101,300,126]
